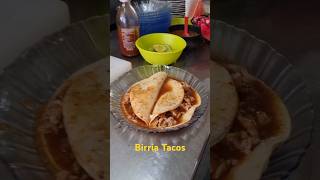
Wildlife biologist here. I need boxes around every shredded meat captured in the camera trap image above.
[225,131,253,154]
[212,66,273,180]
[122,81,197,128]
[170,109,183,119]
[152,81,196,128]
[256,111,271,126]
[237,114,259,142]
[153,113,178,127]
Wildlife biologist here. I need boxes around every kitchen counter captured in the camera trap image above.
[110,30,210,180]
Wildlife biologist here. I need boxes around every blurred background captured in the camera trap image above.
[63,0,107,22]
[0,0,107,73]
[214,0,320,179]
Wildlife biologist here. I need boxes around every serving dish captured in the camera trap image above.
[135,33,186,65]
[110,65,209,133]
[0,15,107,179]
[211,20,315,179]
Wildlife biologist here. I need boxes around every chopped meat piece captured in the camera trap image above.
[162,117,177,127]
[170,109,182,119]
[154,114,178,127]
[237,114,259,139]
[180,102,191,111]
[184,94,195,105]
[224,131,253,154]
[213,65,275,180]
[180,94,194,111]
[256,111,271,126]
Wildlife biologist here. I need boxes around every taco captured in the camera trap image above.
[121,71,201,129]
[211,62,291,180]
[62,62,107,180]
[37,60,107,180]
[211,61,239,146]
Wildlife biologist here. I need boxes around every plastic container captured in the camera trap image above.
[116,0,140,57]
[137,6,172,36]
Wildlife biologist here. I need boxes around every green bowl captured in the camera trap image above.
[135,33,187,65]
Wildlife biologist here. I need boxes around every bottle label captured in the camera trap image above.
[118,27,139,56]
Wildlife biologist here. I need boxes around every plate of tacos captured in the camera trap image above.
[110,65,209,133]
[210,20,315,180]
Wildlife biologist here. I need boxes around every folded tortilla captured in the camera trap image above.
[62,61,107,180]
[149,80,201,128]
[178,91,201,125]
[150,78,185,121]
[212,63,291,180]
[211,61,239,146]
[129,72,167,124]
[124,71,201,129]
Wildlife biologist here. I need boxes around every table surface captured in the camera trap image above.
[110,30,210,180]
[214,0,320,179]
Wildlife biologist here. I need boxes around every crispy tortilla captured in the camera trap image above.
[122,71,202,129]
[178,91,201,125]
[150,78,185,121]
[62,62,107,180]
[129,72,167,124]
[211,61,239,146]
[149,86,201,128]
[212,63,291,180]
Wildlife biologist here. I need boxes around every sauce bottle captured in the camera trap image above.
[116,0,140,57]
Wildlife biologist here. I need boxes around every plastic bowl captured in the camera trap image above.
[138,9,172,35]
[135,33,186,65]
